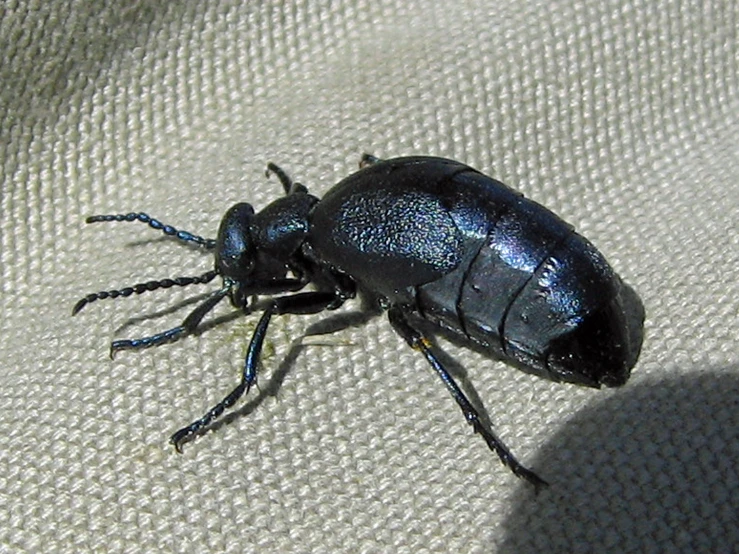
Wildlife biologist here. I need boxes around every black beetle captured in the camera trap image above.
[74,155,644,489]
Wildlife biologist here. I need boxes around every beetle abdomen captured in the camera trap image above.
[410,162,641,388]
[450,172,575,342]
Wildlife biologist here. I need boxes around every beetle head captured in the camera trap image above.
[545,295,638,388]
[216,203,257,301]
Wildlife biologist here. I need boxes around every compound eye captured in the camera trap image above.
[216,203,256,280]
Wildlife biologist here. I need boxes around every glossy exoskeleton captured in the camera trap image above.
[74,155,644,489]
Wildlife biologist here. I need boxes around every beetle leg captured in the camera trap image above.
[387,307,548,491]
[109,284,231,358]
[266,162,308,195]
[229,277,310,311]
[170,290,341,452]
[359,153,381,168]
[85,213,216,249]
[245,278,308,296]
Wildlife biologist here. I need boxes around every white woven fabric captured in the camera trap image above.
[1,1,737,552]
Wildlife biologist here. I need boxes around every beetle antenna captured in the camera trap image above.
[86,213,216,249]
[72,270,218,315]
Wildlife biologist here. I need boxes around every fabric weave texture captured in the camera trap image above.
[1,1,737,552]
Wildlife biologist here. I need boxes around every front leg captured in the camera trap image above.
[109,283,229,358]
[171,290,342,451]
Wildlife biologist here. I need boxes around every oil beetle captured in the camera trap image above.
[74,155,644,489]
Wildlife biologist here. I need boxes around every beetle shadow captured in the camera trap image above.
[112,291,242,336]
[174,293,386,446]
[494,365,739,553]
[112,287,589,474]
[302,296,382,337]
[173,291,517,452]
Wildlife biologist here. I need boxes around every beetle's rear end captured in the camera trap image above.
[416,166,645,388]
[470,229,644,388]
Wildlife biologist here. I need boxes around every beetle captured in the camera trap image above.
[74,155,644,489]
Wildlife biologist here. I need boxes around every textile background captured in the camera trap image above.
[1,1,737,552]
